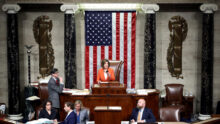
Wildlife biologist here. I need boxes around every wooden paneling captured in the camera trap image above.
[59,91,159,121]
[94,109,121,124]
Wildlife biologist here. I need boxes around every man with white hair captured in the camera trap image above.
[130,99,156,123]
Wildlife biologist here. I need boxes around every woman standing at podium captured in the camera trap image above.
[97,59,115,83]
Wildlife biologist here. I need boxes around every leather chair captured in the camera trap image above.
[36,106,43,119]
[165,84,184,106]
[38,83,49,103]
[36,83,48,119]
[108,60,124,82]
[160,106,181,122]
[163,84,186,119]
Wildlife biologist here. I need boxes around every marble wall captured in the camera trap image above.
[0,3,8,106]
[156,12,202,112]
[0,2,220,114]
[213,0,220,114]
[18,12,65,87]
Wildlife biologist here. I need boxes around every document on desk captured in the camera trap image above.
[62,89,90,95]
[108,106,122,110]
[136,89,156,95]
[26,118,54,124]
[94,106,108,110]
[100,81,109,84]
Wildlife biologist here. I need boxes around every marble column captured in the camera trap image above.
[2,4,21,114]
[200,4,218,114]
[141,4,159,89]
[60,4,79,89]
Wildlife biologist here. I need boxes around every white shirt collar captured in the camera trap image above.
[66,110,73,119]
[52,77,57,81]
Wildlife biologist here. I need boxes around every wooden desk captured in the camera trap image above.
[193,118,220,124]
[59,91,160,121]
[92,87,127,94]
[94,106,122,124]
[92,82,126,94]
[0,120,13,124]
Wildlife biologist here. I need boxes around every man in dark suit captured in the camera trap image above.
[58,102,77,124]
[48,68,64,119]
[130,99,156,123]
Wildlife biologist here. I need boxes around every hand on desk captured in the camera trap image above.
[53,119,58,124]
[130,119,145,124]
[131,119,135,123]
[137,120,145,123]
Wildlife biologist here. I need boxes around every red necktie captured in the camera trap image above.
[56,79,59,85]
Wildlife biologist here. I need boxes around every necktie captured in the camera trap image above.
[56,78,60,85]
[137,111,141,121]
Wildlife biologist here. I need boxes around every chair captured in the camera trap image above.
[160,106,181,122]
[108,60,124,82]
[163,84,186,119]
[165,84,184,106]
[38,83,49,103]
[36,106,43,119]
[36,83,48,119]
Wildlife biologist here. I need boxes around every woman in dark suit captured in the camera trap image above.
[39,100,57,120]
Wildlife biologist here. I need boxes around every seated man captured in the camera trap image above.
[55,102,77,124]
[130,99,156,123]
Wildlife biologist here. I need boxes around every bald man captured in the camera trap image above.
[130,99,156,123]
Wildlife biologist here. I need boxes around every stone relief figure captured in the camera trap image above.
[167,16,188,79]
[33,15,55,78]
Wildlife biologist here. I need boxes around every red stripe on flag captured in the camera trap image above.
[93,46,97,84]
[116,13,120,60]
[123,13,128,85]
[109,46,112,60]
[101,46,105,60]
[85,46,90,89]
[131,12,136,88]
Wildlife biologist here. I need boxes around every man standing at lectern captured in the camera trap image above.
[130,99,156,123]
[48,68,64,120]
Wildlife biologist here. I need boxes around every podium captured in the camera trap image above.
[59,82,160,121]
[94,106,122,124]
[92,81,126,94]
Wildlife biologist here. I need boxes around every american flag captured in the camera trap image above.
[85,11,136,89]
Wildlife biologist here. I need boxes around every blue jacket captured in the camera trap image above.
[59,111,77,124]
[130,107,156,123]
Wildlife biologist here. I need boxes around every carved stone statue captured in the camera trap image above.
[167,16,188,79]
[33,15,55,78]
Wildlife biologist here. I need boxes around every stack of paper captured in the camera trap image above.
[26,96,40,101]
[63,89,90,95]
[108,106,122,110]
[94,106,108,110]
[136,89,156,95]
[26,118,53,124]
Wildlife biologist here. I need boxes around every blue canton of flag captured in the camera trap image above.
[85,11,112,46]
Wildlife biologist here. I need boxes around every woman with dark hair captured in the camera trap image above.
[97,59,115,83]
[39,100,57,120]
